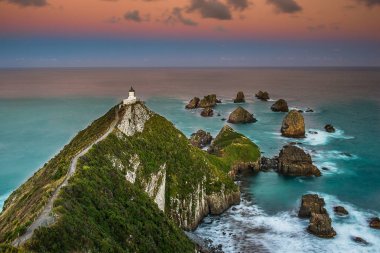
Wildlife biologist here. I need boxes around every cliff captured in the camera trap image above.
[0,101,260,252]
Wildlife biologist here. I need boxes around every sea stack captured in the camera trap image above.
[185,97,200,109]
[277,145,321,177]
[234,91,245,103]
[255,90,270,101]
[228,106,257,124]
[271,99,289,112]
[281,110,305,138]
[200,107,214,117]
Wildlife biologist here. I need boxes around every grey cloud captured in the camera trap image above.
[0,0,47,7]
[165,7,198,26]
[356,0,380,7]
[267,0,302,13]
[124,10,142,22]
[227,0,250,11]
[187,0,232,20]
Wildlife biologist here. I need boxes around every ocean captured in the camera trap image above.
[0,68,379,252]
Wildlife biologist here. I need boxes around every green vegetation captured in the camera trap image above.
[26,157,194,253]
[0,106,117,243]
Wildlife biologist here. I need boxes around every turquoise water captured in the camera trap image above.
[0,68,379,252]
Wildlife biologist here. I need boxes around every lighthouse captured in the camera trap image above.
[123,87,137,105]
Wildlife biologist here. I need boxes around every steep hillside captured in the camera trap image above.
[0,101,260,252]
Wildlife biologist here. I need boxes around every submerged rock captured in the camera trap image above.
[255,90,270,101]
[271,99,289,112]
[234,91,245,103]
[189,130,213,149]
[185,97,200,109]
[228,106,257,124]
[308,213,337,238]
[298,194,326,218]
[351,236,370,245]
[281,110,305,138]
[333,206,349,216]
[201,107,214,117]
[325,124,336,133]
[278,145,321,177]
[199,94,219,108]
[369,217,380,229]
[305,108,314,113]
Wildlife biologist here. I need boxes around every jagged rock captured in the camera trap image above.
[298,194,327,218]
[234,91,245,103]
[351,236,369,245]
[369,217,380,229]
[228,161,260,179]
[325,124,336,133]
[201,107,214,117]
[271,99,289,112]
[185,97,200,109]
[281,110,305,138]
[255,90,270,101]
[278,145,321,177]
[306,108,314,113]
[207,192,240,215]
[333,206,349,216]
[190,130,213,149]
[308,131,318,134]
[228,106,257,124]
[260,157,278,171]
[199,94,219,108]
[308,213,337,238]
[221,118,226,121]
[117,102,152,136]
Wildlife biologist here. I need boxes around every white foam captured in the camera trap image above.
[195,192,380,253]
[0,191,11,212]
[303,129,354,146]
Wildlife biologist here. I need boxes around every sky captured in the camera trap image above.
[1,0,380,67]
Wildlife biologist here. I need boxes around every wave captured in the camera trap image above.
[194,193,380,253]
[0,191,11,212]
[303,129,354,146]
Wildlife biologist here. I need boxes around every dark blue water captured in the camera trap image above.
[0,68,379,252]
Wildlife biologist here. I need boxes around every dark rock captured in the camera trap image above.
[325,124,336,133]
[229,161,260,179]
[228,106,257,124]
[321,167,329,171]
[255,90,270,101]
[308,213,337,238]
[217,113,221,116]
[260,156,278,171]
[201,107,214,117]
[216,99,222,103]
[308,131,318,134]
[199,94,219,108]
[234,91,245,103]
[334,206,349,216]
[221,118,226,121]
[271,99,289,112]
[306,108,314,113]
[298,110,304,113]
[341,152,352,157]
[185,97,200,109]
[278,145,321,177]
[298,194,327,218]
[232,207,237,211]
[369,217,380,229]
[281,110,305,138]
[351,236,369,245]
[189,130,213,149]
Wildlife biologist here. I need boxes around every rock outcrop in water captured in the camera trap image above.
[325,124,336,133]
[199,94,219,108]
[228,106,257,124]
[281,110,305,138]
[271,99,289,112]
[190,130,213,148]
[298,194,336,238]
[278,145,321,177]
[259,156,278,171]
[333,206,349,216]
[369,217,380,229]
[185,97,200,109]
[255,90,270,101]
[201,107,214,117]
[234,91,245,103]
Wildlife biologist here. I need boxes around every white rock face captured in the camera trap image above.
[145,164,166,212]
[117,103,151,136]
[125,154,140,184]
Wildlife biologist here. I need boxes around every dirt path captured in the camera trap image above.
[12,108,119,247]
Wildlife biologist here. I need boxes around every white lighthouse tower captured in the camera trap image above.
[123,87,137,105]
